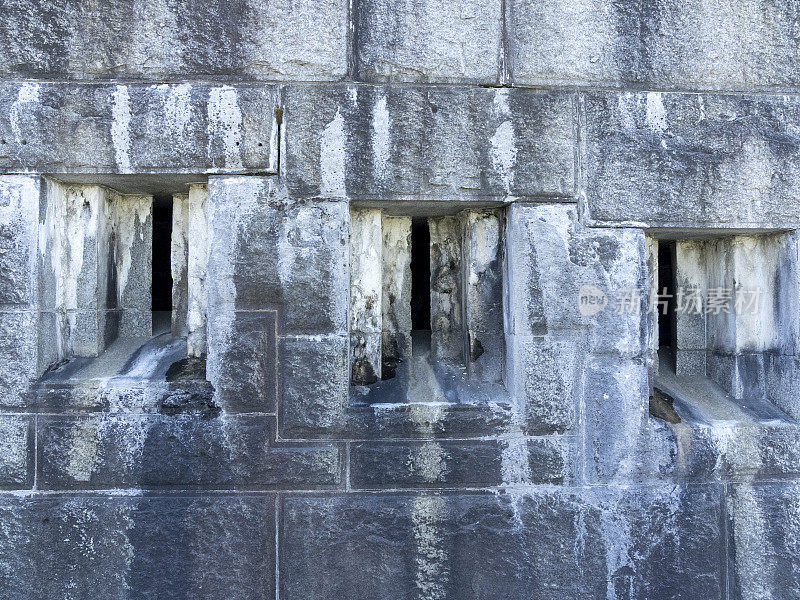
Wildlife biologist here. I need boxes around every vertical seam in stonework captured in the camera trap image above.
[275,496,281,600]
[32,414,38,491]
[575,93,586,223]
[500,0,510,85]
[722,482,730,600]
[345,441,351,491]
[347,0,357,81]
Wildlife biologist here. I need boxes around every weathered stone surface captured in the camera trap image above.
[186,183,209,357]
[110,191,153,338]
[596,484,725,600]
[585,92,800,228]
[281,491,607,599]
[349,437,568,488]
[0,416,33,489]
[0,82,278,173]
[583,355,650,482]
[207,310,278,413]
[0,176,38,307]
[354,0,502,84]
[281,485,723,599]
[279,335,350,438]
[282,85,575,200]
[207,177,348,333]
[506,203,647,356]
[349,208,383,384]
[728,482,800,600]
[0,0,347,81]
[0,494,276,599]
[24,378,214,414]
[0,311,38,408]
[506,336,578,435]
[463,210,505,382]
[171,193,189,337]
[37,414,341,490]
[507,0,800,91]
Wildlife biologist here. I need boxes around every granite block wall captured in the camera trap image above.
[0,2,799,599]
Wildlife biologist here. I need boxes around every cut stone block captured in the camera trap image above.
[350,208,383,384]
[186,184,208,357]
[170,193,189,338]
[354,0,502,84]
[429,216,464,367]
[381,215,412,379]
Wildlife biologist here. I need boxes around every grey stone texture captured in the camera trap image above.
[354,0,503,84]
[507,0,800,91]
[0,0,347,82]
[2,0,800,597]
[584,92,800,229]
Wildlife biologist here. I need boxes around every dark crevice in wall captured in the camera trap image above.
[152,196,173,313]
[657,240,677,368]
[410,219,431,331]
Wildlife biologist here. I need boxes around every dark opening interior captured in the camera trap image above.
[410,219,431,331]
[151,197,173,319]
[658,240,677,358]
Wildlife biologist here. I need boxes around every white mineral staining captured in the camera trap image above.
[187,184,209,357]
[371,95,391,180]
[320,108,346,198]
[111,85,133,172]
[9,82,39,155]
[208,86,244,171]
[381,216,412,372]
[171,194,190,338]
[350,208,383,383]
[645,91,667,134]
[163,83,193,138]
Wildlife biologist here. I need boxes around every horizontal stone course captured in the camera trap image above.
[0,0,347,82]
[0,494,276,600]
[584,91,800,228]
[508,0,800,92]
[281,485,724,600]
[349,437,569,488]
[282,85,576,200]
[37,414,341,490]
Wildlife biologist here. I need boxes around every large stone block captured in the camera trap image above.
[0,176,38,307]
[354,0,502,84]
[0,311,38,409]
[582,355,650,482]
[281,486,724,599]
[506,203,647,356]
[728,482,800,600]
[207,177,348,334]
[0,82,278,174]
[349,437,568,488]
[37,414,341,490]
[507,0,800,91]
[0,0,346,81]
[280,491,607,600]
[585,92,800,228]
[0,416,33,489]
[279,335,350,438]
[207,310,278,413]
[595,484,725,600]
[0,494,276,599]
[506,336,578,435]
[282,85,575,200]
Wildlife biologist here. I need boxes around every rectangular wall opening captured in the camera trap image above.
[657,240,677,370]
[410,219,431,333]
[152,196,173,335]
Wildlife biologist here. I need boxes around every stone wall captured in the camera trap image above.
[1,2,800,599]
